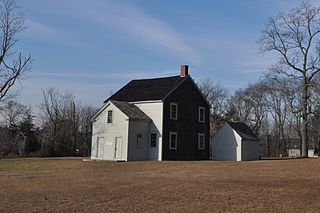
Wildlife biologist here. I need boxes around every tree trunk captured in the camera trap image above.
[318,134,320,156]
[301,81,308,157]
[265,134,269,157]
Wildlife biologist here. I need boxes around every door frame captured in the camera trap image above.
[114,137,123,160]
[96,137,104,159]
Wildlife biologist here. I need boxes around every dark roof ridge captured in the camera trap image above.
[104,75,187,103]
[110,100,150,121]
[130,75,181,82]
[227,121,259,141]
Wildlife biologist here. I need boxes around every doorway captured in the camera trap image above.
[96,137,104,159]
[115,137,123,160]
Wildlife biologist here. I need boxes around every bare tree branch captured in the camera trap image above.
[259,2,320,157]
[0,0,31,102]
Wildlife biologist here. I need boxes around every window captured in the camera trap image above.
[136,134,142,149]
[150,133,157,147]
[170,103,178,120]
[107,110,113,123]
[169,132,177,150]
[199,107,205,123]
[198,133,205,150]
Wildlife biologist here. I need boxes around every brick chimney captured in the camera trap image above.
[180,64,188,77]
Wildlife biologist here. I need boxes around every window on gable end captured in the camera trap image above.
[170,103,178,120]
[107,110,113,123]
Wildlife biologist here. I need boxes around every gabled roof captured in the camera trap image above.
[111,100,150,121]
[104,75,187,103]
[227,122,259,141]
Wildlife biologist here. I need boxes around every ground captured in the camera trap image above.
[1,158,320,212]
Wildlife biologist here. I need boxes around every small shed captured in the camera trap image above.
[212,122,260,161]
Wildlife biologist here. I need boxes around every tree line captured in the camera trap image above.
[199,72,320,157]
[199,2,320,157]
[0,88,97,157]
[2,72,319,158]
[0,0,97,158]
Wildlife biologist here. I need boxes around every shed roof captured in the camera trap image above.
[105,75,187,103]
[227,122,259,141]
[111,100,150,121]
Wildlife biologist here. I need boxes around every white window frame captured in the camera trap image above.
[150,133,157,148]
[170,103,178,120]
[198,133,205,150]
[169,132,177,150]
[198,107,205,123]
[136,134,142,149]
[107,110,113,123]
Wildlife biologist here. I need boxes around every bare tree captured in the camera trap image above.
[0,100,31,155]
[262,74,295,156]
[79,105,97,156]
[244,84,267,135]
[0,100,26,126]
[39,88,60,154]
[0,0,31,102]
[309,76,320,155]
[260,3,320,157]
[39,88,97,156]
[198,79,229,134]
[229,83,267,136]
[226,90,251,123]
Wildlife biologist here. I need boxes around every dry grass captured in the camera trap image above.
[1,158,320,212]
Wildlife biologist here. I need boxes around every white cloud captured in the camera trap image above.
[266,0,320,10]
[95,3,200,64]
[18,67,180,112]
[16,76,117,111]
[45,0,201,64]
[30,69,178,80]
[23,19,82,47]
[26,20,62,37]
[186,30,279,75]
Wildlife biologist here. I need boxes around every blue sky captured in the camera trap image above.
[13,0,319,109]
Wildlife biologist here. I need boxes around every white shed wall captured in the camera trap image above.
[91,102,129,161]
[288,148,300,157]
[212,123,242,161]
[134,102,163,161]
[308,149,316,157]
[127,120,150,161]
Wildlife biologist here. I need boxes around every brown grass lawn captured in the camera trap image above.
[1,158,320,212]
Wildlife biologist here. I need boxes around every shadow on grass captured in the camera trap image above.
[260,156,315,160]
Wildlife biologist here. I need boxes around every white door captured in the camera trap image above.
[115,137,123,160]
[96,137,104,159]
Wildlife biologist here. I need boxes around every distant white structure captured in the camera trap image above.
[287,139,318,157]
[288,148,317,158]
[212,122,260,161]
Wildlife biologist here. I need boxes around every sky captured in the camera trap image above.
[11,0,320,110]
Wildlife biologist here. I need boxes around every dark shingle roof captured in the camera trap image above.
[105,75,186,102]
[227,122,259,141]
[111,100,150,121]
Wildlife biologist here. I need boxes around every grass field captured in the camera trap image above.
[1,158,320,212]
